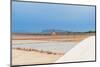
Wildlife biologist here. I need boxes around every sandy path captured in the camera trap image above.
[12,49,62,65]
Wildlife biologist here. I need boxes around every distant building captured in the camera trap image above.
[52,32,56,35]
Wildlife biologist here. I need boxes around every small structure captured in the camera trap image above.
[52,32,57,36]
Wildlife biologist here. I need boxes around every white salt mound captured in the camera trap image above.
[56,36,95,63]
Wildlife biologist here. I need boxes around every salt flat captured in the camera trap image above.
[12,41,77,53]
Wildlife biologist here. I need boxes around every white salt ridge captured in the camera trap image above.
[56,36,95,62]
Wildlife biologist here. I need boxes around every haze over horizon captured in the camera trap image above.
[12,1,95,33]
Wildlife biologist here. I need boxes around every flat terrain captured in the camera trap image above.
[12,41,77,53]
[12,33,95,42]
[12,49,62,65]
[12,33,95,65]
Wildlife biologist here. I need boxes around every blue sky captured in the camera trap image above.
[12,2,95,33]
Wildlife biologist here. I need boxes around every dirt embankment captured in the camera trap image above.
[12,33,95,42]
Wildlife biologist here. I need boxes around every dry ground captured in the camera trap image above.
[12,49,62,65]
[12,33,95,65]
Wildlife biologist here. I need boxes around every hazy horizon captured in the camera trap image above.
[12,1,95,33]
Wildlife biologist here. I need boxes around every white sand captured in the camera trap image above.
[56,36,95,62]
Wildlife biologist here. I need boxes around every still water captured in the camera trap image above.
[12,42,77,53]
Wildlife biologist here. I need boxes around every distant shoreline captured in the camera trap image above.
[12,32,95,35]
[12,32,95,42]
